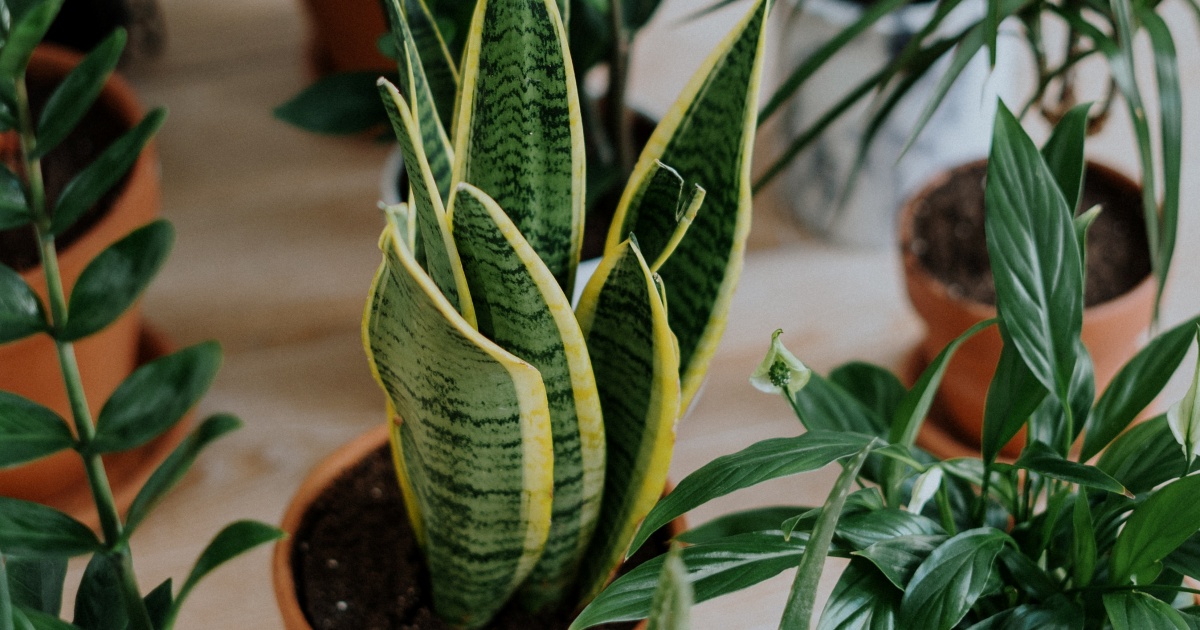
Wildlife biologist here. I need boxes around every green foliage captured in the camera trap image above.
[579,103,1200,628]
[0,4,283,629]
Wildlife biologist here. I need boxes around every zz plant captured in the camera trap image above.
[577,106,1200,628]
[0,1,282,628]
[361,0,769,626]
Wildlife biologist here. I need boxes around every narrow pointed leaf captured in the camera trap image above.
[982,330,1046,463]
[170,521,284,619]
[1104,592,1190,630]
[676,506,808,544]
[605,160,684,264]
[362,230,554,626]
[575,239,680,604]
[452,0,584,295]
[1168,328,1200,465]
[34,29,125,157]
[816,559,900,630]
[0,263,45,343]
[392,0,460,129]
[0,166,30,230]
[60,219,172,341]
[4,556,65,616]
[273,71,390,135]
[0,499,100,557]
[50,109,165,236]
[92,341,221,454]
[1111,473,1200,584]
[899,529,1008,629]
[1039,102,1092,213]
[645,546,691,630]
[609,0,769,409]
[1097,415,1189,496]
[1072,493,1097,587]
[0,0,62,78]
[1013,442,1124,493]
[143,579,172,630]
[450,183,605,610]
[1074,205,1101,271]
[72,555,125,630]
[0,392,72,468]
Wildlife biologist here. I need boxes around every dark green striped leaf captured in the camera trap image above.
[1111,474,1200,584]
[606,160,684,265]
[392,0,460,129]
[0,499,100,558]
[898,529,1008,629]
[273,71,389,135]
[0,391,73,468]
[0,263,45,344]
[575,239,680,605]
[34,29,125,158]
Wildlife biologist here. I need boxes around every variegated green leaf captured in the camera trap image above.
[378,79,474,326]
[392,0,460,137]
[362,226,554,628]
[448,183,605,610]
[452,0,584,295]
[575,239,681,604]
[608,0,770,409]
[607,160,704,272]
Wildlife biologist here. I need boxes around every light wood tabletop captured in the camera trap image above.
[50,0,1200,627]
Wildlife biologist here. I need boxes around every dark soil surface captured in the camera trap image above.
[292,444,657,630]
[907,161,1152,306]
[0,72,131,272]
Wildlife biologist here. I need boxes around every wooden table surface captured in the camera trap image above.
[53,0,1200,627]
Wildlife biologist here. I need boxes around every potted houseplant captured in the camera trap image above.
[0,32,178,509]
[271,0,771,627]
[576,103,1200,629]
[0,1,282,627]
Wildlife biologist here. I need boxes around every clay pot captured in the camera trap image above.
[274,424,684,630]
[0,44,165,509]
[298,0,393,76]
[900,159,1155,459]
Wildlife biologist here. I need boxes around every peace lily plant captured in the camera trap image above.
[576,107,1200,628]
[0,1,282,628]
[360,0,769,627]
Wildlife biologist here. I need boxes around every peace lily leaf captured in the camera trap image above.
[1013,441,1125,494]
[378,80,472,321]
[816,559,900,630]
[60,219,172,341]
[50,109,165,236]
[1039,101,1091,214]
[0,165,29,231]
[908,467,943,516]
[608,0,770,410]
[0,0,61,79]
[72,554,124,630]
[645,546,691,630]
[985,103,1082,408]
[34,29,124,158]
[1097,415,1190,496]
[853,534,946,589]
[124,414,243,535]
[750,329,811,397]
[982,328,1047,464]
[1167,328,1200,465]
[1033,337,1094,451]
[1073,205,1102,271]
[452,0,583,295]
[836,509,945,550]
[363,228,554,626]
[449,183,605,609]
[273,71,389,135]
[1084,315,1200,461]
[575,239,679,605]
[1164,532,1200,578]
[791,371,886,436]
[4,555,65,616]
[1110,473,1200,584]
[0,498,100,557]
[571,531,818,629]
[628,431,877,558]
[0,391,71,468]
[1071,494,1098,587]
[829,362,906,428]
[0,263,45,344]
[1104,592,1190,630]
[169,521,285,624]
[675,506,809,544]
[968,601,1085,630]
[898,529,1009,629]
[995,546,1058,600]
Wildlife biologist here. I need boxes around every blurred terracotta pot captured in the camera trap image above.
[901,159,1155,459]
[0,44,164,511]
[299,0,393,76]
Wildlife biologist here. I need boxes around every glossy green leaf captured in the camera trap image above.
[363,228,553,626]
[608,0,769,409]
[1097,415,1190,496]
[853,534,945,589]
[0,498,100,557]
[1084,315,1200,461]
[645,545,691,630]
[575,239,679,605]
[676,506,808,544]
[0,166,29,230]
[629,431,877,558]
[1164,532,1200,579]
[60,219,173,341]
[124,414,242,535]
[836,510,944,550]
[50,108,165,236]
[1169,328,1200,465]
[829,362,906,429]
[72,554,125,630]
[1072,492,1097,587]
[168,521,284,623]
[1013,441,1124,494]
[816,559,900,630]
[33,29,125,157]
[450,183,605,610]
[0,263,45,344]
[0,391,71,469]
[91,341,220,454]
[995,545,1058,599]
[1111,474,1200,584]
[898,529,1008,629]
[0,0,62,79]
[986,104,1082,409]
[452,0,583,295]
[3,556,64,617]
[1104,592,1190,630]
[143,579,171,630]
[1073,205,1102,272]
[1039,102,1091,213]
[273,71,389,135]
[791,372,887,436]
[982,329,1047,463]
[968,600,1084,630]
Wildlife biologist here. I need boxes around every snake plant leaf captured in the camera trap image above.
[378,79,474,325]
[33,29,124,158]
[609,0,769,410]
[452,0,584,296]
[362,228,554,627]
[0,391,73,469]
[0,263,45,344]
[448,183,605,610]
[1110,473,1200,585]
[390,0,460,136]
[574,239,681,605]
[606,160,687,267]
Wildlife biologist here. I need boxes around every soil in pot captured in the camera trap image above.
[907,161,1151,306]
[291,444,657,630]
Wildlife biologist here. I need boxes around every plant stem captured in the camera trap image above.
[606,0,633,179]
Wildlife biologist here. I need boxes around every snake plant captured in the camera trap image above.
[361,0,770,626]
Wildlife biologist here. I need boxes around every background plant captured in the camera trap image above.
[0,2,282,628]
[360,0,769,626]
[575,103,1200,629]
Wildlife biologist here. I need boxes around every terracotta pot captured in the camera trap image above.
[274,424,684,629]
[900,159,1155,459]
[0,44,164,508]
[298,0,393,76]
